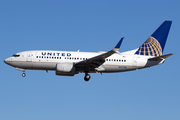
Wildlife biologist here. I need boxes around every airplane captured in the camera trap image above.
[4,21,173,81]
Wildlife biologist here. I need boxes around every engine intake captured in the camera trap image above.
[56,63,75,76]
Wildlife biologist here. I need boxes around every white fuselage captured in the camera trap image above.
[3,21,172,81]
[4,50,163,74]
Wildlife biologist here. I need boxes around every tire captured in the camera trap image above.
[84,74,91,81]
[22,73,26,77]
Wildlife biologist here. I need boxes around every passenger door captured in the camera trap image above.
[132,56,137,66]
[27,52,32,62]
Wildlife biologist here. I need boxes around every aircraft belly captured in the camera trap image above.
[103,65,139,72]
[10,61,56,70]
[31,62,56,70]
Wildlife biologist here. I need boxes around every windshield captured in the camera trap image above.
[12,54,20,57]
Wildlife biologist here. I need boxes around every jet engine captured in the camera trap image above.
[56,63,75,76]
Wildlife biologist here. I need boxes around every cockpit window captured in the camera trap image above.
[12,54,20,57]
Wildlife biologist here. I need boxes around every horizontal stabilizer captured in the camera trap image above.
[148,53,174,61]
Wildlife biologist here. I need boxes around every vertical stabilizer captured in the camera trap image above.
[135,21,172,56]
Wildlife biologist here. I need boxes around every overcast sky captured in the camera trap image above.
[1,0,180,120]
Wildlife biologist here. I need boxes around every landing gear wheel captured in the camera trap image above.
[84,74,91,81]
[22,73,26,77]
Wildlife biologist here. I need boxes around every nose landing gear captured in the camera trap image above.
[22,72,26,77]
[15,68,26,77]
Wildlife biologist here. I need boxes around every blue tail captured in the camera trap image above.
[135,21,172,56]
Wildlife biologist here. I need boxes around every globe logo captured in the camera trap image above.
[136,36,162,56]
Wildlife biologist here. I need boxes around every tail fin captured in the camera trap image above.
[135,21,172,56]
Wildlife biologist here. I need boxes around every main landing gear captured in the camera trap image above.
[84,73,91,81]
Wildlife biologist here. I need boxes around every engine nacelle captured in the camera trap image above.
[56,63,75,76]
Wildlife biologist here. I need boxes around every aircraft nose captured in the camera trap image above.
[4,58,11,65]
[4,59,7,64]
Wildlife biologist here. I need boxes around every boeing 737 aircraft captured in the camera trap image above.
[4,21,173,81]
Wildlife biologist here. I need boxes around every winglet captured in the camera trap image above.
[113,37,124,51]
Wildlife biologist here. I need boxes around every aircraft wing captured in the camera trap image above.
[75,38,124,71]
